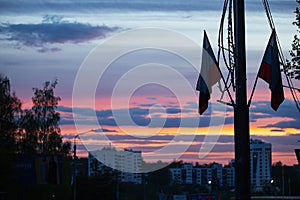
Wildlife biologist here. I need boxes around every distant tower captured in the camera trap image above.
[250,139,272,191]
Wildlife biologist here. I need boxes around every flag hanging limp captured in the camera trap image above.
[196,31,221,115]
[258,30,284,111]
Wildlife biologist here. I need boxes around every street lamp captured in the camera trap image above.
[270,179,276,196]
[72,135,79,200]
[208,180,212,198]
[72,129,98,200]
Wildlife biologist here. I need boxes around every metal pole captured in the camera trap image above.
[233,0,251,199]
[73,136,77,200]
[282,166,285,198]
[71,130,95,200]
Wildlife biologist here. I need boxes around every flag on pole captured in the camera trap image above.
[258,30,284,111]
[196,30,221,115]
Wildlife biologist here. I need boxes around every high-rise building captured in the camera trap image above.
[250,139,272,191]
[88,147,142,184]
[295,149,300,165]
[222,165,235,187]
[170,167,183,184]
[193,167,212,185]
[211,163,223,185]
[170,163,194,184]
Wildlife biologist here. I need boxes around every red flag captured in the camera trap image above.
[258,30,284,111]
[196,31,221,115]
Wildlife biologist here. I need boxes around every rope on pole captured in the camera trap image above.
[262,0,300,112]
[216,0,235,106]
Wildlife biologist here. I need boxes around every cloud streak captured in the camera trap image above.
[60,105,220,128]
[58,97,300,130]
[0,0,295,14]
[250,100,300,129]
[75,133,299,164]
[0,16,121,52]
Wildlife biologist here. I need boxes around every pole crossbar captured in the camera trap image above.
[217,100,235,107]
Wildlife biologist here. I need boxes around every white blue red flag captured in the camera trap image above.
[196,31,221,115]
[258,30,284,111]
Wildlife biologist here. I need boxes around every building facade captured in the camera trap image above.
[222,165,235,187]
[250,139,272,191]
[169,163,235,187]
[88,147,142,184]
[193,167,212,185]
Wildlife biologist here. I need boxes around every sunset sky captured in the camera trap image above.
[1,0,299,165]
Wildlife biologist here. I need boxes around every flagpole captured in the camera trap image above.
[248,73,259,107]
[233,0,251,199]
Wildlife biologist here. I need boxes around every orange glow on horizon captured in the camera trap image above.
[56,82,300,166]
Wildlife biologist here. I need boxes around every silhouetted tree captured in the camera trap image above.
[19,109,39,153]
[20,80,70,155]
[0,74,22,150]
[272,161,283,167]
[0,74,22,187]
[286,0,300,80]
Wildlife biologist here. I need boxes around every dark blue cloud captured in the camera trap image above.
[96,110,113,119]
[265,120,300,130]
[92,128,117,133]
[0,17,120,52]
[60,118,74,125]
[139,103,156,107]
[59,97,300,130]
[250,99,300,129]
[57,106,73,113]
[0,0,222,13]
[166,107,181,114]
[0,0,295,14]
[60,104,228,128]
